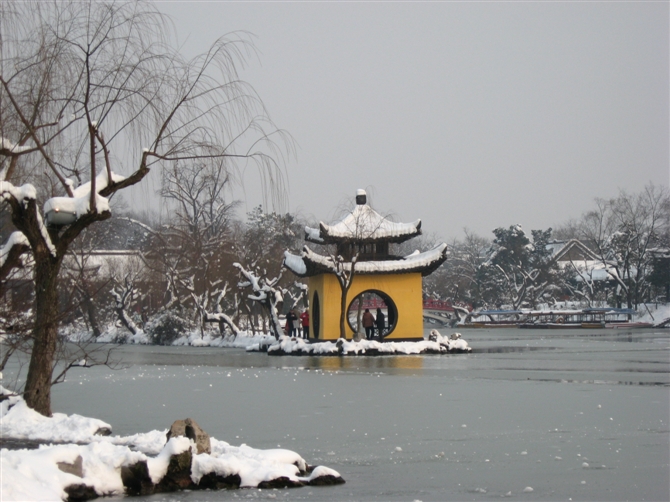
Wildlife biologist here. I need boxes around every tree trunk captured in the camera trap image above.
[115,304,139,336]
[79,289,101,338]
[23,255,62,417]
[339,286,348,340]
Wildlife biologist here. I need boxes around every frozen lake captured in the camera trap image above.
[7,327,670,501]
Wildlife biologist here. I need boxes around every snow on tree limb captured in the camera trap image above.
[234,262,283,338]
[0,232,30,268]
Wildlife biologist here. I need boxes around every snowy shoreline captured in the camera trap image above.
[83,326,472,355]
[1,387,344,501]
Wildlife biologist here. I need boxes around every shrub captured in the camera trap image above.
[145,311,192,345]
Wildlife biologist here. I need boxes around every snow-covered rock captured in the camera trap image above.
[0,387,344,500]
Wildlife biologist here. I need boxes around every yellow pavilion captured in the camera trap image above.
[283,190,448,341]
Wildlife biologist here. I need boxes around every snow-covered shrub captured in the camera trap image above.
[145,311,193,345]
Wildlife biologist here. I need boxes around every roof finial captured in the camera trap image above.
[356,189,367,205]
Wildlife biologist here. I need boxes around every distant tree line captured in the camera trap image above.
[2,183,667,355]
[424,183,669,311]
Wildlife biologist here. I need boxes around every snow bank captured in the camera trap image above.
[63,325,472,354]
[1,388,111,442]
[261,333,471,356]
[91,326,272,348]
[173,331,277,349]
[95,325,149,344]
[0,388,342,500]
[194,442,309,488]
[1,435,328,501]
[637,303,670,326]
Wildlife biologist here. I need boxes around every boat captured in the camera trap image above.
[461,307,649,329]
[605,322,653,329]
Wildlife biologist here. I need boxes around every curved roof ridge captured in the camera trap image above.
[306,204,421,244]
[283,243,447,278]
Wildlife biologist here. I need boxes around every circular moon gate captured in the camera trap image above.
[347,289,398,338]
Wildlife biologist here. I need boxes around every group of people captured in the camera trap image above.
[285,309,310,338]
[362,308,386,339]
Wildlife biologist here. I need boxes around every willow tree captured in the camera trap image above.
[0,0,288,416]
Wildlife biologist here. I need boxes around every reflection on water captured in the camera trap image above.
[472,346,556,353]
[308,355,424,371]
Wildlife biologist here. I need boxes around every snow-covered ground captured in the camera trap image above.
[66,324,473,353]
[637,303,670,324]
[0,386,341,501]
[257,331,471,355]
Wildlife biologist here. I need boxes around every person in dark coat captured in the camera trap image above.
[375,308,386,338]
[286,310,298,337]
[362,309,375,339]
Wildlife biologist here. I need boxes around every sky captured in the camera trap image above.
[152,0,669,241]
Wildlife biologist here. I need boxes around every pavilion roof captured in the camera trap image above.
[305,203,422,244]
[283,243,448,278]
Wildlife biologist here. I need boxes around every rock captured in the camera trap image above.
[58,455,83,477]
[308,474,346,486]
[156,449,194,492]
[121,460,154,496]
[166,418,211,454]
[257,476,305,489]
[197,472,242,490]
[64,483,97,501]
[94,427,112,436]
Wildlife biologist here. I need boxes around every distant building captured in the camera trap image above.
[547,239,619,283]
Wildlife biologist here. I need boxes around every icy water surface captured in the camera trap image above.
[16,328,670,500]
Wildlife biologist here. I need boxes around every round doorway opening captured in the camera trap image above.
[347,290,397,339]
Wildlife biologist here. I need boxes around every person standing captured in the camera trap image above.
[362,309,375,339]
[300,310,310,339]
[286,309,297,337]
[292,309,301,338]
[375,308,386,338]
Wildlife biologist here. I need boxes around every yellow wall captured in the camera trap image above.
[308,273,424,341]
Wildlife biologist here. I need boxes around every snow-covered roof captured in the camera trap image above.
[283,243,448,278]
[557,259,624,282]
[305,203,421,244]
[549,239,598,262]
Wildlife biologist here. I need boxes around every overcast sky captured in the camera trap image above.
[154,1,668,241]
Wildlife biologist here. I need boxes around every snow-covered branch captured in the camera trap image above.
[234,262,283,338]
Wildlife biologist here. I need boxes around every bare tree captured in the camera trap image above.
[234,262,283,338]
[110,274,143,338]
[158,159,239,297]
[0,1,288,415]
[580,184,669,308]
[438,229,489,308]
